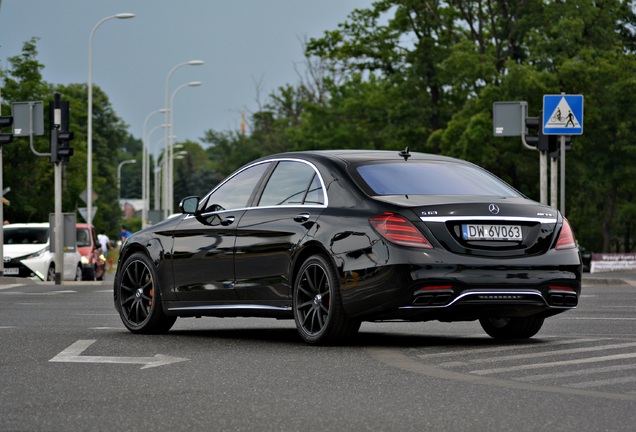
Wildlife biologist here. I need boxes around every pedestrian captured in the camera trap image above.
[97,231,110,256]
[119,224,132,247]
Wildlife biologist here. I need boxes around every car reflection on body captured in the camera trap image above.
[114,149,582,344]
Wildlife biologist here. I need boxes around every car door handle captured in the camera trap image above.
[221,216,235,226]
[294,213,310,223]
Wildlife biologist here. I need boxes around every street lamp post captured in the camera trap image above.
[87,12,135,226]
[142,109,166,228]
[117,159,137,205]
[168,81,202,213]
[152,138,166,211]
[164,60,204,219]
[142,120,166,228]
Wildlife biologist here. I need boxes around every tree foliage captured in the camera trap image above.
[4,2,636,252]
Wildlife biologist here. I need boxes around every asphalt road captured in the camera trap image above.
[1,272,635,431]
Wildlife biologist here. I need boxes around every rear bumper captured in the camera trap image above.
[339,259,581,321]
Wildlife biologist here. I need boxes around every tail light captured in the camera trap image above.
[369,212,433,249]
[555,218,576,250]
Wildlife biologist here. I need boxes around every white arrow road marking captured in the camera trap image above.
[49,339,189,369]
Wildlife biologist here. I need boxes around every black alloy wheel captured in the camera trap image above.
[293,254,360,345]
[479,316,545,339]
[116,252,176,333]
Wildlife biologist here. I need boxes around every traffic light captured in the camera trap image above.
[549,136,572,159]
[524,110,572,154]
[0,115,13,146]
[524,115,540,148]
[57,130,74,163]
[49,94,74,164]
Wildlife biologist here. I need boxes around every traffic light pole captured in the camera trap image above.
[51,100,64,285]
[0,87,5,277]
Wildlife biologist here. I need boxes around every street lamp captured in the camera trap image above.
[168,81,202,213]
[117,159,137,205]
[164,60,204,219]
[142,109,166,228]
[87,12,135,226]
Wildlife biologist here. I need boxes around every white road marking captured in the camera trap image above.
[470,352,636,375]
[49,339,189,369]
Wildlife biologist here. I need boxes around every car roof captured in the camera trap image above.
[259,149,465,166]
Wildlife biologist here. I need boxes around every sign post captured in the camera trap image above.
[543,94,584,216]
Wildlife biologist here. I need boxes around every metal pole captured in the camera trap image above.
[87,13,135,226]
[51,96,64,285]
[560,135,566,216]
[550,157,558,208]
[54,154,63,285]
[540,151,548,205]
[0,86,4,276]
[164,60,203,219]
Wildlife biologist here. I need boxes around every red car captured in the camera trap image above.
[76,223,106,281]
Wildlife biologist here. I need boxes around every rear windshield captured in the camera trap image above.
[4,227,49,245]
[354,161,521,197]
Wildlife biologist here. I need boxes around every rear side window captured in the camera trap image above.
[258,161,324,206]
[354,161,521,197]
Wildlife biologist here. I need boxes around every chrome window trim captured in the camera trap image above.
[200,158,328,212]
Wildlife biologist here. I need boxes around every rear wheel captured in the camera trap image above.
[293,254,360,345]
[115,252,176,334]
[479,316,545,340]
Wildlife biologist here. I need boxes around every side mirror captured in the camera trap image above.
[179,196,200,215]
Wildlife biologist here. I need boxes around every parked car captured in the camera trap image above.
[3,222,82,281]
[76,223,106,281]
[114,150,582,344]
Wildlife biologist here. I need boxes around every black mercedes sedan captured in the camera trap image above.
[114,149,582,344]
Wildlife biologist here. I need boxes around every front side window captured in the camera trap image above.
[203,162,271,212]
[258,161,324,206]
[77,228,91,247]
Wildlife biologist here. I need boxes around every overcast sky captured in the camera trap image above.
[0,1,373,146]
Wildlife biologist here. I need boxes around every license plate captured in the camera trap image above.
[462,224,523,241]
[3,267,19,275]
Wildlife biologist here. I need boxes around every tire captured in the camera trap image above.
[82,266,96,281]
[75,264,83,281]
[293,254,361,345]
[479,316,545,340]
[115,252,176,334]
[47,264,55,281]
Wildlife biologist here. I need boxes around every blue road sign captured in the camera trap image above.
[543,94,584,135]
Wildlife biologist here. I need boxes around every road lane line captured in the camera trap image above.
[367,347,636,402]
[520,363,636,382]
[442,341,636,367]
[418,338,601,361]
[470,352,636,375]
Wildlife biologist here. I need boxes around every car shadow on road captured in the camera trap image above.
[160,324,548,349]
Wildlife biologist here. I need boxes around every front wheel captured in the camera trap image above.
[479,316,545,340]
[115,252,176,334]
[293,254,360,345]
[47,264,55,281]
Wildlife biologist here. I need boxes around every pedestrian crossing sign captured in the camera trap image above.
[543,94,584,135]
